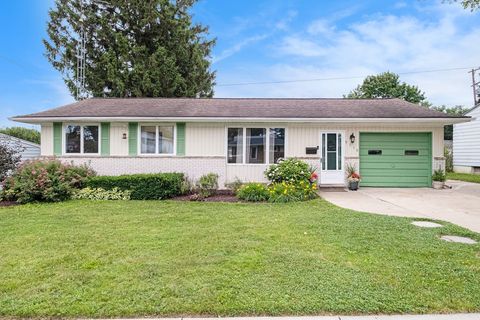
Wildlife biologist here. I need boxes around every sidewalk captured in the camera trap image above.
[113,315,480,320]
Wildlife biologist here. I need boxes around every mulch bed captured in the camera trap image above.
[172,190,240,203]
[0,201,18,207]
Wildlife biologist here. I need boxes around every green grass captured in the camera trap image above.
[0,199,480,317]
[447,172,480,183]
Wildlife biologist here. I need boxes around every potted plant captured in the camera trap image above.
[346,163,361,191]
[432,169,446,189]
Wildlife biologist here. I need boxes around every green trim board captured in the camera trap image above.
[53,122,62,156]
[128,122,138,156]
[359,132,432,187]
[100,122,110,156]
[176,123,186,156]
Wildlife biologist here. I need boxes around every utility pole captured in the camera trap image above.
[469,67,480,106]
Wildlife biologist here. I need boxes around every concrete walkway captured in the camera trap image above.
[115,315,480,319]
[319,180,480,233]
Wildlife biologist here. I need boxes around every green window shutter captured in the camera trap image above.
[53,122,62,156]
[101,122,110,156]
[176,122,186,156]
[128,122,138,156]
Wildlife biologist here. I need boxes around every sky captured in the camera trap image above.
[0,0,479,128]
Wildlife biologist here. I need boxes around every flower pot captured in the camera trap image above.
[432,181,444,190]
[348,181,359,191]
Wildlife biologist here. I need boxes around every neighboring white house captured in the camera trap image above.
[0,133,41,161]
[10,98,469,187]
[453,105,480,174]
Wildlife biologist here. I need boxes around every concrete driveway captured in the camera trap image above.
[319,180,480,233]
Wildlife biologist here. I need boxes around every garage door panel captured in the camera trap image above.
[363,181,430,187]
[361,162,431,169]
[359,150,431,157]
[361,133,431,142]
[362,143,430,152]
[359,156,430,163]
[360,167,430,175]
[359,132,432,187]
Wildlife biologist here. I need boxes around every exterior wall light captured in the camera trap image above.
[122,133,127,140]
[350,133,355,144]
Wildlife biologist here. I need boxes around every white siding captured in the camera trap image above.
[453,107,480,167]
[41,124,53,156]
[186,123,224,156]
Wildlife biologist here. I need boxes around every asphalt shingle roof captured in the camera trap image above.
[12,98,467,119]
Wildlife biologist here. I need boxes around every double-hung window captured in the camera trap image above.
[140,125,175,155]
[65,124,99,154]
[227,127,285,164]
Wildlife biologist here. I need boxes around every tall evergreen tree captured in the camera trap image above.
[44,0,216,99]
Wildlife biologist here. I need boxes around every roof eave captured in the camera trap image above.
[10,116,471,125]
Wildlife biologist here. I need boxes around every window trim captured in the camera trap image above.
[63,123,101,156]
[226,126,287,165]
[137,123,177,156]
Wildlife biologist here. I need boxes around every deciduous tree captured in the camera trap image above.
[345,72,427,105]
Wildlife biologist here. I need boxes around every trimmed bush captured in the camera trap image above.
[265,158,313,184]
[196,173,219,198]
[268,181,318,203]
[86,173,184,200]
[1,159,95,203]
[72,187,131,200]
[237,183,269,202]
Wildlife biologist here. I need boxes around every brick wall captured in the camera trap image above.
[57,156,228,187]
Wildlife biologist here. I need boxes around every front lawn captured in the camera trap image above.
[447,172,480,184]
[0,199,479,317]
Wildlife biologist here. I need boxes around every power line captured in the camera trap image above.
[216,67,473,87]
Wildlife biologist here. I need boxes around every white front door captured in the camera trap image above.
[320,132,344,185]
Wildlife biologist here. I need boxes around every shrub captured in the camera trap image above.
[265,158,312,184]
[444,147,453,173]
[1,159,95,203]
[237,183,269,202]
[196,173,219,198]
[86,173,184,200]
[72,187,131,200]
[268,181,318,203]
[180,176,193,195]
[225,177,243,193]
[432,169,446,182]
[0,139,23,182]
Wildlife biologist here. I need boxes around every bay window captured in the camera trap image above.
[140,125,174,155]
[65,124,99,154]
[227,127,285,164]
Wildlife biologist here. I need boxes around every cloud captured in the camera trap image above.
[275,10,298,31]
[216,3,480,107]
[212,34,269,63]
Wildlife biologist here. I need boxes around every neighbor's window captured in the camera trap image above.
[246,128,266,164]
[227,128,243,164]
[140,125,174,154]
[65,125,99,154]
[269,128,285,163]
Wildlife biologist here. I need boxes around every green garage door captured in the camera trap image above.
[359,132,432,187]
